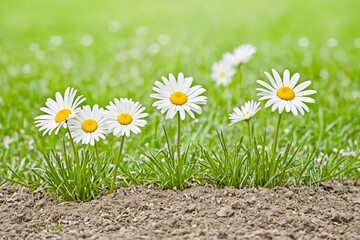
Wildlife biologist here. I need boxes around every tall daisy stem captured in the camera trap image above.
[110,135,125,194]
[94,141,100,167]
[66,121,82,199]
[238,64,242,85]
[177,112,182,190]
[270,113,283,177]
[66,122,80,169]
[246,120,251,145]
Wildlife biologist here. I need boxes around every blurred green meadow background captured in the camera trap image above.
[1,0,360,187]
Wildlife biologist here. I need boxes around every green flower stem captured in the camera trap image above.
[238,64,242,84]
[66,122,80,170]
[270,113,283,177]
[66,121,82,198]
[177,112,182,190]
[110,135,125,194]
[94,141,100,167]
[246,120,251,145]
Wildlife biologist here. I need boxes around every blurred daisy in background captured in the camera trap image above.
[68,105,107,146]
[229,100,261,125]
[211,60,236,86]
[223,44,257,66]
[35,87,86,135]
[256,69,316,116]
[150,73,207,120]
[103,98,148,137]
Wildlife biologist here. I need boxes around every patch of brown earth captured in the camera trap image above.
[1,181,360,240]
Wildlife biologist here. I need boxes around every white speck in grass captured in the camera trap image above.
[284,128,290,134]
[315,152,329,165]
[108,21,121,32]
[3,136,14,149]
[161,158,165,163]
[298,37,309,47]
[81,35,93,47]
[63,59,73,69]
[49,35,63,48]
[327,38,338,47]
[157,34,169,45]
[319,69,329,79]
[354,38,360,48]
[149,43,160,54]
[145,143,149,147]
[123,157,128,162]
[22,64,31,74]
[29,43,40,52]
[136,26,148,37]
[28,138,35,150]
[257,145,262,149]
[194,119,199,123]
[333,148,339,152]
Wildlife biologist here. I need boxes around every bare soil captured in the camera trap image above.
[1,181,360,240]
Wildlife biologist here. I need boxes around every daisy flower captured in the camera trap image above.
[67,105,107,146]
[104,98,147,194]
[103,98,148,137]
[256,69,317,116]
[211,61,236,86]
[223,44,257,66]
[150,73,207,120]
[35,87,86,135]
[229,100,261,125]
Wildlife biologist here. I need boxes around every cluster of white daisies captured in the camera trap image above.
[35,66,316,146]
[35,73,207,146]
[211,44,257,86]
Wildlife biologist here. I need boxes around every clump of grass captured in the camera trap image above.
[7,140,112,202]
[138,126,198,190]
[200,130,300,188]
[201,130,360,189]
[293,149,360,185]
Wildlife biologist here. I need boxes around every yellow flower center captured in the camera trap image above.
[82,119,98,133]
[118,113,132,125]
[220,72,225,77]
[277,86,295,100]
[170,91,187,105]
[55,109,71,123]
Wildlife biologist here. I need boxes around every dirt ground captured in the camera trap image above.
[1,181,360,240]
